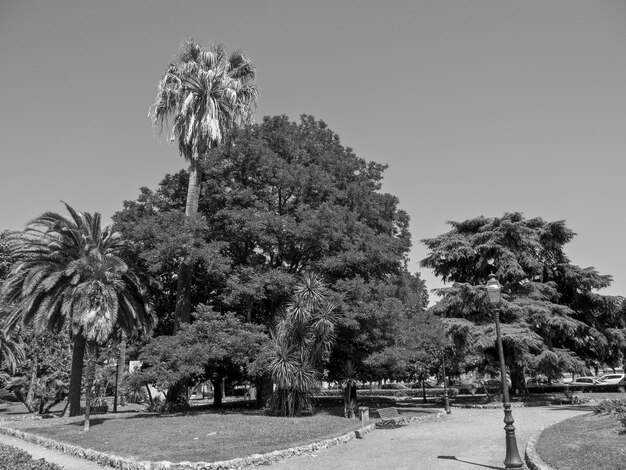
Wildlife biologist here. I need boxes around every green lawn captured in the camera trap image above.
[536,413,626,470]
[5,408,367,463]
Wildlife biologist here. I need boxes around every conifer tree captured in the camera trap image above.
[421,212,625,392]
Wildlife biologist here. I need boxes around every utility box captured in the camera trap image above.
[359,406,369,422]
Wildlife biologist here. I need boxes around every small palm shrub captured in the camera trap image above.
[122,374,148,403]
[268,272,339,417]
[146,394,166,412]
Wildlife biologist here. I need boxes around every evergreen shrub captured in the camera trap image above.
[0,443,62,470]
[593,398,626,433]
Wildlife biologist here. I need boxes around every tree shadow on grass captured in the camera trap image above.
[437,455,503,469]
[68,418,108,428]
[547,404,595,412]
[120,407,267,421]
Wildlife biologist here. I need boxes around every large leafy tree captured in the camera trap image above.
[329,271,429,382]
[1,204,154,417]
[363,310,445,383]
[115,115,425,388]
[3,328,71,415]
[116,115,416,328]
[150,40,258,330]
[136,305,267,410]
[421,212,626,392]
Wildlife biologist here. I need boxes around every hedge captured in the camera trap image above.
[315,388,459,398]
[0,443,62,470]
[527,384,626,394]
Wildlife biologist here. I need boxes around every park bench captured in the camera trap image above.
[376,407,407,428]
[551,390,580,405]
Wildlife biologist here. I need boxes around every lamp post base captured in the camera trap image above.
[502,403,524,469]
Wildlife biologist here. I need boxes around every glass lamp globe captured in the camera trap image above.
[486,273,502,305]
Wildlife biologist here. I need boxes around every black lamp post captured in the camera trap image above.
[486,273,524,469]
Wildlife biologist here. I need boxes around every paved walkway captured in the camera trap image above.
[268,405,591,470]
[0,405,591,470]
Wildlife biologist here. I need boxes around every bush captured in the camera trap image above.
[594,398,626,415]
[0,443,62,470]
[593,398,626,433]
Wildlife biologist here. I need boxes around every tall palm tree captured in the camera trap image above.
[268,272,340,417]
[150,40,258,330]
[1,203,154,417]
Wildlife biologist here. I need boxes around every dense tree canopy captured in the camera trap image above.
[136,305,267,409]
[114,114,427,381]
[421,212,626,391]
[363,309,445,383]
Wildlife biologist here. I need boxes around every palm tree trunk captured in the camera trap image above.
[83,341,97,431]
[26,357,38,409]
[173,158,201,332]
[145,384,154,408]
[184,158,201,218]
[66,334,86,417]
[113,331,127,412]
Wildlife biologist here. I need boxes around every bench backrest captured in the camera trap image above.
[377,407,400,419]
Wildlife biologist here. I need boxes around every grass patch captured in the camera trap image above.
[6,409,367,463]
[536,413,626,470]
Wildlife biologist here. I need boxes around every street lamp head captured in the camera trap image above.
[486,273,502,305]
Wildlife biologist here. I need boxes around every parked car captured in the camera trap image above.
[381,383,408,389]
[597,374,626,384]
[570,377,599,385]
[526,377,549,387]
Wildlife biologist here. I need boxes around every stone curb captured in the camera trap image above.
[0,411,445,470]
[524,428,553,470]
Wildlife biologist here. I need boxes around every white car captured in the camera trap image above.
[597,374,626,384]
[570,377,598,385]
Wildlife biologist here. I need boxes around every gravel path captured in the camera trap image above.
[266,405,591,470]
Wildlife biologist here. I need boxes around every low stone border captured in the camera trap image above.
[0,411,444,470]
[0,414,50,422]
[524,428,553,470]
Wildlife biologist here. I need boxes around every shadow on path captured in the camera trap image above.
[438,455,503,470]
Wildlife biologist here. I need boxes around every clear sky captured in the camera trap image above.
[1,1,625,301]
